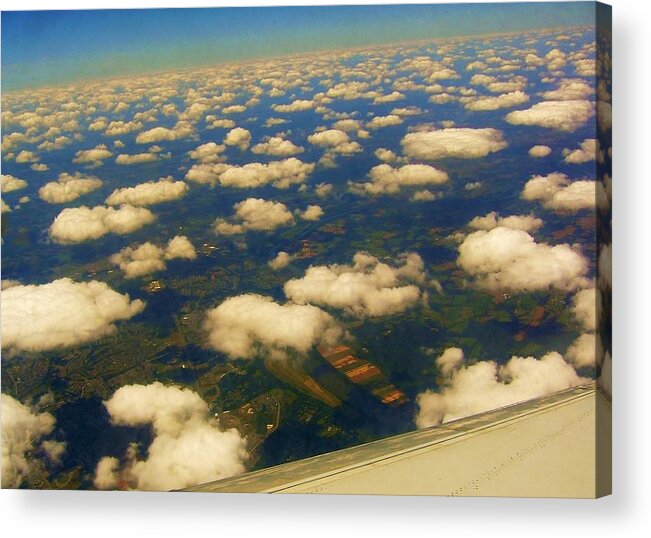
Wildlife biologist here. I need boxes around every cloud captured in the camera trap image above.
[203,294,344,360]
[366,114,403,130]
[522,172,596,212]
[49,205,156,243]
[563,138,597,164]
[457,227,589,292]
[268,251,296,270]
[435,347,465,377]
[529,145,552,158]
[464,91,529,111]
[1,278,145,352]
[415,350,588,426]
[541,78,594,101]
[1,394,65,488]
[1,198,10,214]
[565,333,597,368]
[94,382,248,491]
[298,204,324,221]
[105,120,144,137]
[39,172,103,204]
[401,128,507,160]
[15,150,39,163]
[215,158,315,189]
[109,236,197,278]
[115,152,160,165]
[505,100,595,132]
[374,148,398,162]
[314,183,334,197]
[106,178,188,206]
[272,99,314,113]
[350,163,449,195]
[223,127,251,150]
[468,211,543,234]
[1,174,28,193]
[373,91,406,104]
[251,136,304,156]
[135,122,194,144]
[72,144,113,164]
[307,129,361,155]
[208,118,236,129]
[214,197,295,235]
[411,190,437,202]
[284,252,426,318]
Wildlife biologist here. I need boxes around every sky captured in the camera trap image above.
[1,2,596,90]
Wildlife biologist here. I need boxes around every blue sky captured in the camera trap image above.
[1,3,596,90]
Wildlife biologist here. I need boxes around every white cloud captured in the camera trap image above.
[165,235,197,260]
[350,163,449,195]
[268,251,295,270]
[563,138,597,164]
[314,183,334,197]
[39,172,103,204]
[415,350,587,426]
[184,163,232,186]
[272,99,314,113]
[251,136,304,156]
[216,158,315,189]
[522,172,596,212]
[298,204,324,221]
[109,236,196,279]
[105,120,143,137]
[529,145,552,158]
[214,197,294,235]
[223,127,251,150]
[457,227,589,292]
[468,211,543,234]
[366,114,403,130]
[1,198,11,214]
[307,129,361,155]
[1,394,65,488]
[94,382,248,491]
[411,190,437,202]
[1,174,28,193]
[401,128,507,160]
[204,294,344,360]
[187,142,226,163]
[49,205,156,243]
[464,91,529,111]
[436,347,465,377]
[15,150,39,163]
[373,91,406,104]
[72,144,113,164]
[573,287,599,332]
[115,152,160,165]
[374,148,397,162]
[541,79,594,101]
[565,333,597,368]
[135,122,194,144]
[1,278,145,352]
[284,252,426,318]
[106,178,188,206]
[505,100,595,132]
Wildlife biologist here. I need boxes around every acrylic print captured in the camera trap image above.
[0,2,611,497]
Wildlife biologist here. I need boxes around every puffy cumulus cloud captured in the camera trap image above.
[563,138,597,164]
[522,172,596,212]
[468,211,543,234]
[106,178,188,206]
[214,198,294,235]
[566,333,597,368]
[1,198,11,214]
[529,145,552,158]
[415,350,587,426]
[204,294,344,360]
[573,287,599,332]
[307,129,361,155]
[1,394,66,488]
[94,382,248,491]
[1,278,145,353]
[184,162,232,186]
[268,251,296,270]
[105,120,144,137]
[216,158,315,189]
[298,204,324,221]
[374,148,398,162]
[223,127,251,150]
[505,100,595,132]
[135,121,194,144]
[350,163,449,195]
[284,252,426,318]
[49,205,156,243]
[597,100,612,132]
[39,172,103,204]
[186,142,226,163]
[1,174,28,193]
[208,118,236,129]
[251,136,304,156]
[15,150,39,163]
[272,99,314,113]
[401,128,507,160]
[315,182,334,197]
[72,144,113,164]
[435,347,465,377]
[366,114,404,130]
[541,79,594,101]
[457,227,589,293]
[110,236,197,278]
[411,190,438,202]
[115,152,160,165]
[373,91,406,104]
[464,91,530,111]
[332,119,363,132]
